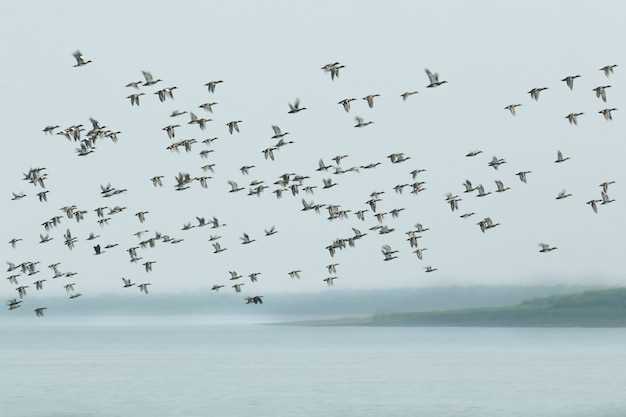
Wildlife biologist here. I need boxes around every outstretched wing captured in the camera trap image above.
[72,50,84,64]
[425,68,438,84]
[142,71,154,83]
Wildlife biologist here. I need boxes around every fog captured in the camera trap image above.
[2,0,625,301]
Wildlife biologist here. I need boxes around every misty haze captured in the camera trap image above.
[2,1,626,416]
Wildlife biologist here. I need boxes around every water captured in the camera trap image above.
[1,322,625,417]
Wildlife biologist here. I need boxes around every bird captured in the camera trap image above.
[72,50,92,67]
[477,217,500,233]
[212,242,227,254]
[150,176,164,187]
[381,245,398,261]
[122,278,135,288]
[39,234,53,244]
[462,180,476,193]
[127,93,145,106]
[599,181,616,194]
[322,178,337,189]
[34,307,48,317]
[363,94,380,108]
[125,80,143,89]
[556,189,572,200]
[555,150,570,163]
[321,62,345,80]
[248,272,262,283]
[599,65,618,78]
[226,120,242,134]
[228,271,242,281]
[323,277,338,287]
[37,191,49,202]
[593,85,611,103]
[232,283,245,293]
[189,112,211,130]
[228,180,244,193]
[494,180,511,193]
[141,71,162,87]
[425,69,447,88]
[565,112,584,125]
[561,74,581,90]
[162,124,180,140]
[138,283,151,294]
[338,98,357,112]
[240,165,255,175]
[288,98,307,114]
[538,243,557,253]
[199,102,218,113]
[600,191,615,205]
[587,199,600,214]
[43,125,60,134]
[465,150,483,157]
[8,238,22,248]
[354,116,373,128]
[476,184,491,197]
[205,80,223,93]
[598,108,617,121]
[143,261,156,272]
[516,171,532,184]
[505,104,522,116]
[170,110,188,118]
[488,156,506,170]
[135,211,149,223]
[93,244,104,255]
[240,233,256,245]
[528,87,548,101]
[271,125,289,139]
[400,91,418,101]
[245,296,264,304]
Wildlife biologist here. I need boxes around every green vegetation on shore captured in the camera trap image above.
[290,288,626,327]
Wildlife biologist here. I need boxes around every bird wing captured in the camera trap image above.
[425,68,435,83]
[72,50,84,64]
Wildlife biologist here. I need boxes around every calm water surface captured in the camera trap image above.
[1,322,625,417]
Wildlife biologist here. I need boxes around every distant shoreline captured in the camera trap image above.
[277,288,626,328]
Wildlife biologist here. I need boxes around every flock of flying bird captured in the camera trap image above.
[4,50,619,316]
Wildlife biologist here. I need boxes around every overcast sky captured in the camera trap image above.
[2,0,625,300]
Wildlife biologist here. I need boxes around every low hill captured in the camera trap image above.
[289,288,626,327]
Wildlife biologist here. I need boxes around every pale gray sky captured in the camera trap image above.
[2,0,625,299]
